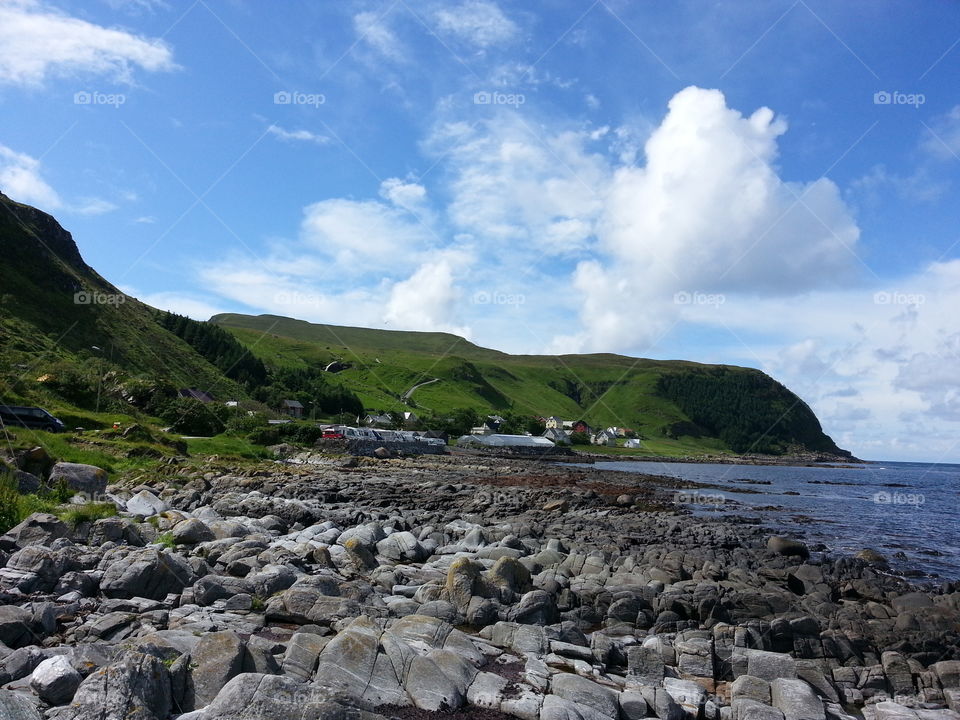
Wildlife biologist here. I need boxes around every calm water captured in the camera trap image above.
[592,460,960,581]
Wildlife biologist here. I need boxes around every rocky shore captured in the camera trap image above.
[0,451,957,720]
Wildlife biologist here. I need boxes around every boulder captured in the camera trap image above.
[0,690,42,720]
[770,678,825,720]
[99,548,195,600]
[47,462,107,496]
[405,654,464,711]
[766,537,809,559]
[551,673,619,718]
[281,632,326,682]
[0,606,36,648]
[188,631,246,710]
[313,616,407,706]
[171,518,216,545]
[30,655,81,705]
[375,532,428,563]
[54,651,171,720]
[185,673,352,720]
[126,490,169,517]
[0,513,70,551]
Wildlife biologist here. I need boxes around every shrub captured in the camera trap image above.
[159,398,226,436]
[247,427,279,446]
[569,431,590,445]
[224,411,269,436]
[277,422,324,445]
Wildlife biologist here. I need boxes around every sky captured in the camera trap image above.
[1,0,959,462]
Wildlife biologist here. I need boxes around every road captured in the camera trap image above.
[402,377,439,401]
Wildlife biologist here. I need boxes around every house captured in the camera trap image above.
[542,427,571,445]
[572,420,592,435]
[544,416,564,429]
[363,413,393,428]
[281,399,304,419]
[402,411,419,427]
[421,429,449,443]
[178,388,215,403]
[624,438,642,449]
[485,415,505,432]
[592,429,618,446]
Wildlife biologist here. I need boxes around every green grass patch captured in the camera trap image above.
[58,501,118,527]
[185,435,270,460]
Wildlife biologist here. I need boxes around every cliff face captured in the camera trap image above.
[0,191,88,270]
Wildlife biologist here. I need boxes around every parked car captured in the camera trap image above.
[322,428,345,439]
[0,405,65,432]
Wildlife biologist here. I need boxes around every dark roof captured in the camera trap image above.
[282,399,305,409]
[178,388,215,403]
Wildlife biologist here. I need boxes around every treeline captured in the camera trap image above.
[252,367,363,418]
[657,368,840,454]
[158,312,268,387]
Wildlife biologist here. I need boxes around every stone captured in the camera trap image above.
[620,690,649,720]
[628,644,666,682]
[100,548,194,600]
[47,462,108,496]
[663,678,708,720]
[0,690,42,720]
[0,513,70,551]
[56,651,171,720]
[199,672,349,720]
[543,499,569,512]
[375,531,428,563]
[0,606,36,648]
[30,655,81,705]
[313,616,407,706]
[126,490,169,517]
[732,675,773,704]
[770,677,825,720]
[541,693,609,720]
[766,537,809,559]
[172,518,216,545]
[188,630,246,710]
[406,654,465,711]
[932,661,960,690]
[552,673,619,718]
[734,699,786,720]
[281,632,326,682]
[745,649,797,681]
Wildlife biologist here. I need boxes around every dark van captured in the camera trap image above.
[0,405,65,433]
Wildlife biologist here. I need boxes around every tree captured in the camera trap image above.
[569,431,590,446]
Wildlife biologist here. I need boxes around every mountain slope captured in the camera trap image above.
[212,313,851,457]
[0,192,243,408]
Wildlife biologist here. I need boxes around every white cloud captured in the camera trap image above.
[133,215,156,224]
[433,0,518,47]
[921,105,960,160]
[0,143,61,208]
[354,10,406,63]
[0,0,176,86]
[128,289,226,321]
[73,197,118,215]
[385,254,472,336]
[267,125,329,145]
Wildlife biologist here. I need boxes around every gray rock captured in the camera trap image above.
[766,536,809,558]
[55,650,171,720]
[126,490,169,517]
[628,643,666,682]
[48,462,108,496]
[734,699,786,720]
[0,690,41,720]
[745,649,797,681]
[620,690,649,720]
[376,532,428,563]
[198,672,356,720]
[188,630,246,710]
[313,616,407,706]
[30,655,81,705]
[172,518,216,545]
[732,675,773,704]
[641,686,686,720]
[0,647,49,684]
[541,693,608,720]
[406,654,464,710]
[282,632,326,682]
[663,678,707,720]
[932,661,960,690]
[0,606,36,648]
[0,513,69,551]
[770,678,825,720]
[99,547,194,600]
[552,673,619,718]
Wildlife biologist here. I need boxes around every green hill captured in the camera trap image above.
[0,190,851,459]
[212,313,851,457]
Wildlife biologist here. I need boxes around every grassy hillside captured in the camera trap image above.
[212,313,850,457]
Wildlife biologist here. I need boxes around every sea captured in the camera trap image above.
[591,460,960,582]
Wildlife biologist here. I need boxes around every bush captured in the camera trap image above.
[247,427,280,446]
[224,411,269,436]
[277,422,324,445]
[569,431,590,445]
[159,398,227,436]
[0,473,61,534]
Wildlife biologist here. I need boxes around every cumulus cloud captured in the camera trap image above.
[0,0,176,86]
[921,105,960,160]
[0,143,61,208]
[385,254,472,336]
[433,0,518,47]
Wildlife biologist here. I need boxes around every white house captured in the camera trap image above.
[592,429,618,446]
[542,427,571,444]
[544,416,564,429]
[624,438,642,449]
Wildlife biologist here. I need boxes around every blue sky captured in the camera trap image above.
[1,0,959,461]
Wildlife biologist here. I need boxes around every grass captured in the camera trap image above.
[157,531,176,549]
[59,501,118,527]
[185,435,271,459]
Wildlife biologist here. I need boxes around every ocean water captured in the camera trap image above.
[592,460,960,581]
